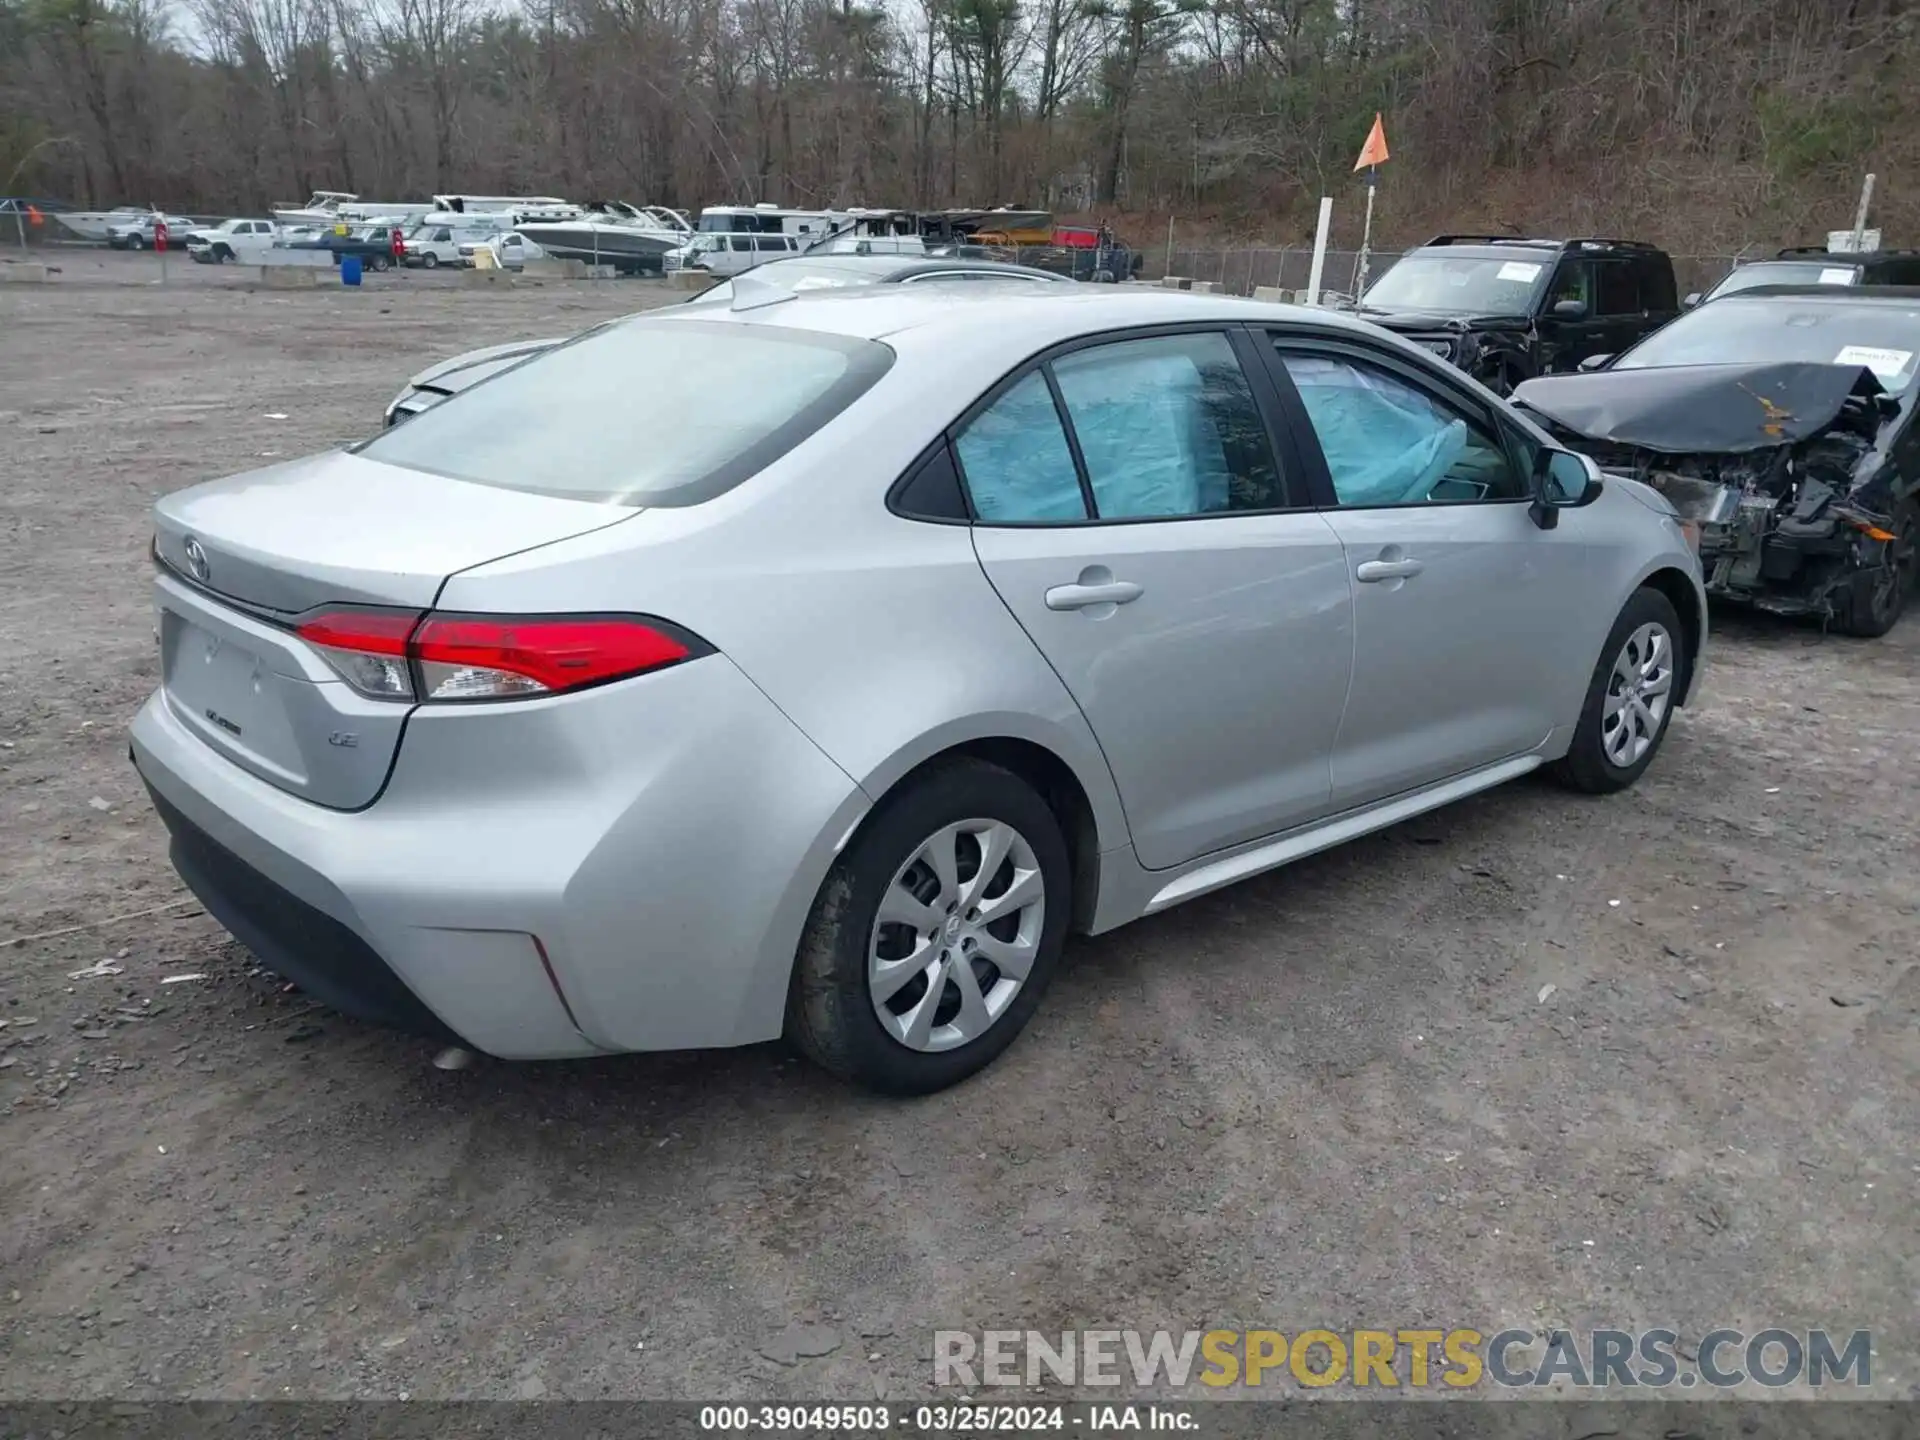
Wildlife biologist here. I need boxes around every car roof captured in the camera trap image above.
[1715,284,1920,305]
[1774,247,1920,263]
[1405,243,1558,261]
[641,284,1382,347]
[750,253,1065,282]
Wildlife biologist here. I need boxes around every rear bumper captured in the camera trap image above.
[130,652,867,1060]
[146,780,460,1043]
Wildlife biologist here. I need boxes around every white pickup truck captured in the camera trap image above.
[185,219,280,264]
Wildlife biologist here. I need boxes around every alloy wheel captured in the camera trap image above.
[867,819,1045,1053]
[1602,621,1673,768]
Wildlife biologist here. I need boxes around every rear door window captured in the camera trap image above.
[356,320,894,506]
[1051,332,1286,517]
[1634,254,1677,311]
[952,331,1289,522]
[953,373,1088,522]
[1596,260,1641,316]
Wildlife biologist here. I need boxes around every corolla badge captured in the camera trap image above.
[183,536,210,582]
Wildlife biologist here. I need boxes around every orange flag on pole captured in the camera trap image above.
[26,204,44,227]
[1353,113,1390,171]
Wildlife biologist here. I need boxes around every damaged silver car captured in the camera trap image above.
[1513,285,1920,636]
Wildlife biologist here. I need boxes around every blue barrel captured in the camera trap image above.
[341,255,363,286]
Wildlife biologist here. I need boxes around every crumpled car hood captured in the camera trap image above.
[1512,361,1886,454]
[1358,309,1529,332]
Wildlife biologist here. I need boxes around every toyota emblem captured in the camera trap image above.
[183,537,210,582]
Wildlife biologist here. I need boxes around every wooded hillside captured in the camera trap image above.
[1,0,1912,250]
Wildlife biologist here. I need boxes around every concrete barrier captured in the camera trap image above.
[1190,281,1219,294]
[671,270,720,293]
[521,258,590,280]
[1252,286,1288,302]
[256,248,335,268]
[0,262,49,283]
[1159,275,1192,290]
[256,267,326,289]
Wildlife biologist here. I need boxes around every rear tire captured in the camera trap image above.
[371,254,391,272]
[1550,587,1687,794]
[1835,498,1916,638]
[786,759,1071,1095]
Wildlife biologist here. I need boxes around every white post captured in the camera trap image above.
[1166,215,1176,279]
[1851,173,1876,252]
[1305,196,1333,305]
[1355,171,1378,298]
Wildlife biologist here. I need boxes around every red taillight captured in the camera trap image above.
[413,615,692,700]
[298,609,414,655]
[293,609,701,703]
[297,609,419,699]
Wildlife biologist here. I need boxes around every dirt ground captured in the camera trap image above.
[1,252,1916,1404]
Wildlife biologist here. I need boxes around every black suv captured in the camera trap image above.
[1690,246,1920,307]
[1355,236,1680,393]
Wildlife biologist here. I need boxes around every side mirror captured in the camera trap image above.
[1550,299,1590,320]
[1682,292,1702,309]
[1577,353,1614,373]
[1530,448,1601,530]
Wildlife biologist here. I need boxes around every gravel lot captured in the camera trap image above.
[2,253,1916,1403]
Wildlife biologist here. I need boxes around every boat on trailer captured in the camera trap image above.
[510,201,693,274]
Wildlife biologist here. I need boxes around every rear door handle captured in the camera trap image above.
[1045,580,1144,611]
[1355,558,1424,583]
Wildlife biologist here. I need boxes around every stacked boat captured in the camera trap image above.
[510,201,693,275]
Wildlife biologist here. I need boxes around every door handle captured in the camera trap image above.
[1355,558,1424,583]
[1045,579,1144,611]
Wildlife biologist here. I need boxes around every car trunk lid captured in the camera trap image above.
[151,450,634,808]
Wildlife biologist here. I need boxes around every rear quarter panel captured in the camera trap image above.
[432,331,1131,854]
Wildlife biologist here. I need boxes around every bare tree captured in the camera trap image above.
[0,0,1910,251]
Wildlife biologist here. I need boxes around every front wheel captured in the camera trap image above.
[128,234,146,251]
[1551,587,1687,794]
[213,245,232,264]
[1836,499,1916,638]
[786,759,1071,1095]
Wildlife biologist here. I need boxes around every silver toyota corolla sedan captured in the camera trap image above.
[132,286,1707,1094]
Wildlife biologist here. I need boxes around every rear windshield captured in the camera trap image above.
[356,318,893,505]
[1706,261,1859,299]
